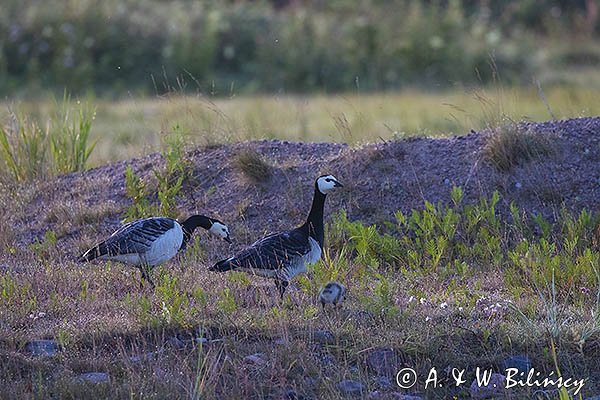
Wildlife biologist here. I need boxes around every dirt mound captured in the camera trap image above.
[4,117,600,251]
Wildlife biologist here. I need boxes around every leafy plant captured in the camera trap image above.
[123,165,154,221]
[29,230,58,260]
[217,288,237,314]
[124,124,190,221]
[156,272,192,327]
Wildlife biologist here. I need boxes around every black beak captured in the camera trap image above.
[224,235,232,244]
[334,180,343,188]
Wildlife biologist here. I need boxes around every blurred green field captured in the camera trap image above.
[3,0,600,96]
[2,85,599,166]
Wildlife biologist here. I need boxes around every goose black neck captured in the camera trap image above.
[181,215,212,245]
[304,186,326,247]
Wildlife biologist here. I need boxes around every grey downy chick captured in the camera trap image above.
[319,281,346,309]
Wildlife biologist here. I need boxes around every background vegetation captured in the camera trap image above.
[1,0,599,96]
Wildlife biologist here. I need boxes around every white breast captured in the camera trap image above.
[304,237,322,265]
[143,223,184,266]
[280,237,322,281]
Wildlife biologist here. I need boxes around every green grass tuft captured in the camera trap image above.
[0,110,48,182]
[0,98,96,182]
[49,94,97,174]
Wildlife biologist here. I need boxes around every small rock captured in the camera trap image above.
[25,340,58,357]
[167,336,186,349]
[129,350,160,364]
[444,178,451,186]
[502,355,531,375]
[584,396,600,400]
[389,394,423,400]
[336,379,365,396]
[469,373,505,399]
[284,389,313,400]
[313,330,335,345]
[374,376,392,390]
[304,376,319,388]
[366,348,399,377]
[77,372,110,384]
[320,354,336,366]
[515,182,522,189]
[243,353,267,366]
[367,391,383,400]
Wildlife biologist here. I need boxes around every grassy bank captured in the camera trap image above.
[1,86,599,168]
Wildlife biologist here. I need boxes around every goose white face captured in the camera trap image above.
[209,222,232,243]
[317,175,343,194]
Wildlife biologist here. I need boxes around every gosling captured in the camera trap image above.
[318,281,346,309]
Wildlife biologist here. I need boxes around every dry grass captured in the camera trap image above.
[2,86,599,167]
[233,150,273,184]
[1,188,599,399]
[483,125,555,172]
[0,255,597,399]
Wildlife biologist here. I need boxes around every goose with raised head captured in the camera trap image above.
[210,174,343,298]
[79,215,231,288]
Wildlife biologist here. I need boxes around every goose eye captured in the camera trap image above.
[325,178,332,182]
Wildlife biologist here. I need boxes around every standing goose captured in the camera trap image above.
[79,215,231,288]
[210,174,343,298]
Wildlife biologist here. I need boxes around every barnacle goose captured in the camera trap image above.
[79,215,231,288]
[319,282,346,309]
[210,174,343,298]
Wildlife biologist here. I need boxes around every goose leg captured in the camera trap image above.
[275,280,289,299]
[139,265,155,289]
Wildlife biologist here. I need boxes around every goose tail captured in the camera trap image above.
[209,258,236,272]
[78,243,107,263]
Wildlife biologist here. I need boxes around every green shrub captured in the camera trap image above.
[123,124,189,220]
[123,165,153,221]
[329,187,600,302]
